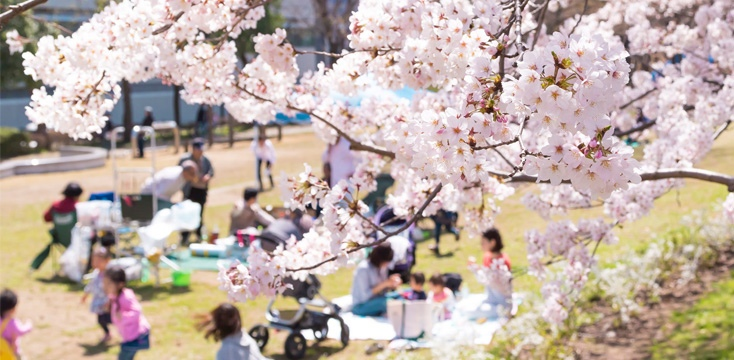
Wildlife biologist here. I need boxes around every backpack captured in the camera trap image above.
[0,318,17,360]
[443,273,463,295]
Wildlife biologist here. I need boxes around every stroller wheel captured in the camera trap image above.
[284,332,307,360]
[340,323,350,348]
[313,324,329,342]
[248,325,269,350]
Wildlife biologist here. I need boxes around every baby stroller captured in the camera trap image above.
[249,275,350,359]
[373,206,417,283]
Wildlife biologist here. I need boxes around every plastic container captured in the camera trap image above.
[190,243,226,258]
[172,270,191,287]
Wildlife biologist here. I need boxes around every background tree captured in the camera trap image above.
[0,0,55,90]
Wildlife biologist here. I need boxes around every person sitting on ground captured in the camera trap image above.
[478,228,512,316]
[351,243,402,317]
[1,289,33,359]
[30,182,84,271]
[140,161,198,205]
[197,303,269,360]
[427,273,456,320]
[401,272,427,301]
[229,188,276,236]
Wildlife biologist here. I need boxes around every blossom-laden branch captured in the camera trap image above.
[493,168,734,192]
[236,85,396,159]
[0,0,47,28]
[285,183,443,272]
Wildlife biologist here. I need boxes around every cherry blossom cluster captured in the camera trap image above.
[469,257,513,296]
[4,29,24,54]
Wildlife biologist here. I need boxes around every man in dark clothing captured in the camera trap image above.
[137,106,154,158]
[31,182,84,271]
[178,138,214,244]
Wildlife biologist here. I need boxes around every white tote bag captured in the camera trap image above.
[387,300,437,339]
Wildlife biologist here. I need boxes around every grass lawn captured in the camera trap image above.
[651,272,734,360]
[0,130,732,359]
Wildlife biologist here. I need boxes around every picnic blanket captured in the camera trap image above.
[301,293,521,344]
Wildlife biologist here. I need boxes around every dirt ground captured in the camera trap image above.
[572,249,734,359]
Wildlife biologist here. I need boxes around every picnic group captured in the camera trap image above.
[2,115,514,360]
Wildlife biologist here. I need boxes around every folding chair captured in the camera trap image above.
[30,211,77,273]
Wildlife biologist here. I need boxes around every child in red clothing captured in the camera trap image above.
[481,228,511,270]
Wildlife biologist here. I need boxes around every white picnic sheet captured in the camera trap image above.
[301,293,522,345]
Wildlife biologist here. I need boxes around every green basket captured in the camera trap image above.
[172,270,191,287]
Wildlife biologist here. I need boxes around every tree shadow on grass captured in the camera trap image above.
[79,341,113,356]
[133,283,192,301]
[269,341,348,360]
[37,275,84,292]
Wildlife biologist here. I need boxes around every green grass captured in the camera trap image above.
[0,130,732,359]
[651,273,734,360]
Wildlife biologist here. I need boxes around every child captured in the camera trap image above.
[82,248,112,343]
[1,289,32,359]
[251,137,276,191]
[197,303,269,360]
[479,228,513,316]
[427,273,455,320]
[103,266,150,360]
[402,272,427,300]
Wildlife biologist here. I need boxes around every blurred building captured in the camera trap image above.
[1,0,323,129]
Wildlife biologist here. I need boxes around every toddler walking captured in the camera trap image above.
[82,248,112,343]
[1,289,32,360]
[103,266,151,360]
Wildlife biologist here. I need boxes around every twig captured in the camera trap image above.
[0,0,47,29]
[530,0,549,51]
[30,14,72,34]
[569,0,589,35]
[286,183,443,272]
[152,11,185,35]
[237,84,396,159]
[613,119,657,137]
[619,88,658,110]
[713,120,731,141]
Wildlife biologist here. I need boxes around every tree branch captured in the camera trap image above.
[713,120,731,141]
[236,84,396,159]
[286,183,443,272]
[492,168,734,192]
[0,0,47,28]
[569,0,589,35]
[613,119,657,137]
[619,88,657,110]
[152,11,185,35]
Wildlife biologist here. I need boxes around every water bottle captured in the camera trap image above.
[201,224,208,243]
[210,225,220,244]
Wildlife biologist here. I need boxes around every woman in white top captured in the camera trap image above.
[251,137,276,191]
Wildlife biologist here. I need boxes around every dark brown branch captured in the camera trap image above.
[152,11,185,35]
[569,0,589,35]
[0,0,47,28]
[492,168,734,192]
[473,136,520,151]
[713,120,730,141]
[613,119,657,137]
[619,88,658,110]
[286,183,443,272]
[237,85,396,159]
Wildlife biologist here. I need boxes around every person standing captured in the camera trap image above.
[321,136,356,186]
[179,138,214,244]
[251,137,276,191]
[139,161,198,209]
[137,106,154,158]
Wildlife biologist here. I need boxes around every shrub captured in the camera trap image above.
[0,127,41,159]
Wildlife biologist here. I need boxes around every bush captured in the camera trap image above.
[0,127,41,159]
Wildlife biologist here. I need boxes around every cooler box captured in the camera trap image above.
[387,300,436,340]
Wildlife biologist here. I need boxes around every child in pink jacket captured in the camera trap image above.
[103,267,151,360]
[1,289,32,359]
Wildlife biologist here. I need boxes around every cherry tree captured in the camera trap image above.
[6,0,734,324]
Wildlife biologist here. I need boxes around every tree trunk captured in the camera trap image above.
[227,113,234,148]
[122,80,132,143]
[173,85,181,126]
[206,105,214,147]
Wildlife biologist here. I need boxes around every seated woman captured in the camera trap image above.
[479,228,512,317]
[350,243,402,317]
[229,188,276,236]
[30,182,84,271]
